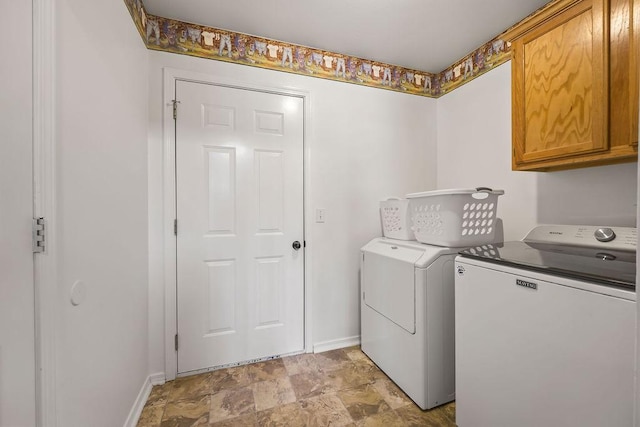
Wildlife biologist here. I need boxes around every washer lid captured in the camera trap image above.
[458,241,636,289]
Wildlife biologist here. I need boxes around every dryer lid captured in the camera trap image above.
[361,238,457,267]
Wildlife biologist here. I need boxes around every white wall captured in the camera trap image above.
[147,51,438,374]
[635,98,640,427]
[0,1,36,425]
[635,60,640,427]
[437,62,638,240]
[55,1,149,425]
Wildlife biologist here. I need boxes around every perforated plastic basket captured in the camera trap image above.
[407,187,504,247]
[379,198,415,240]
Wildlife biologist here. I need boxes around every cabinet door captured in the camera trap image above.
[610,0,639,149]
[511,0,608,169]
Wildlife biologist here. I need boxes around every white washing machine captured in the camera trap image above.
[455,225,637,427]
[360,237,457,410]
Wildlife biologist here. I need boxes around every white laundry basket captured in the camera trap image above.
[407,188,504,247]
[380,198,415,240]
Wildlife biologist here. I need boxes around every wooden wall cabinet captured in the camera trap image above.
[505,0,638,171]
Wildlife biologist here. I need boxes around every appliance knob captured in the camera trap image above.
[594,228,616,242]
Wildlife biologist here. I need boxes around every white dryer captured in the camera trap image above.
[360,237,457,410]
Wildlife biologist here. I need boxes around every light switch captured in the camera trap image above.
[316,208,326,223]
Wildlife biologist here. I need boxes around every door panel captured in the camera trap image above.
[176,81,304,373]
[205,260,236,336]
[255,150,284,232]
[205,147,236,234]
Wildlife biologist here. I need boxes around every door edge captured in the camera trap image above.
[33,0,58,425]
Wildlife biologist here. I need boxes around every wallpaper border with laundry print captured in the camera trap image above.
[123,0,558,98]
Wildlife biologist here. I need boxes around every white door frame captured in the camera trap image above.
[162,68,313,380]
[33,0,58,425]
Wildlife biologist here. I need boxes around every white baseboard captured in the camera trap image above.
[149,372,166,386]
[123,375,153,427]
[313,335,360,353]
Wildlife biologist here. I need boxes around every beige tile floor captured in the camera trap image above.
[137,346,456,427]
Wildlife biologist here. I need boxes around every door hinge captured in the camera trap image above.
[172,99,180,120]
[174,334,179,351]
[303,240,306,248]
[174,219,177,236]
[33,217,45,253]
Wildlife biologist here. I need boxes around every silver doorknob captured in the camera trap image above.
[292,241,301,250]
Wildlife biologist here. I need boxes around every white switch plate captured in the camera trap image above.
[316,208,326,223]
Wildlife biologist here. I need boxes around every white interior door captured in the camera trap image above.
[0,0,36,424]
[175,81,304,374]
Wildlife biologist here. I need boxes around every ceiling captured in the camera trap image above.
[143,0,551,73]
